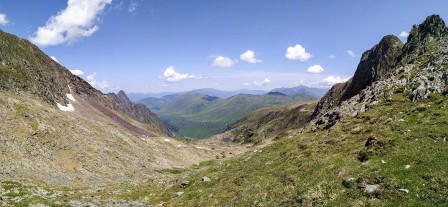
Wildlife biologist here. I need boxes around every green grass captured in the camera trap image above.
[152,93,316,139]
[147,93,448,206]
[2,93,448,206]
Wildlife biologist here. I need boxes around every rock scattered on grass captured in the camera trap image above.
[202,176,211,182]
[180,181,189,187]
[398,188,409,193]
[364,184,379,193]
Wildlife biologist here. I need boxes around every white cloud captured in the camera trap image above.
[160,66,200,82]
[86,72,117,91]
[70,69,84,76]
[307,65,324,74]
[243,78,271,86]
[285,44,312,61]
[0,13,9,25]
[211,56,236,68]
[240,50,262,63]
[50,56,59,63]
[399,31,409,37]
[90,80,112,89]
[128,0,140,12]
[322,76,350,86]
[87,72,96,81]
[328,55,336,59]
[29,0,112,46]
[346,50,358,57]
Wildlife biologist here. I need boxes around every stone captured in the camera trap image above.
[365,184,379,193]
[175,191,184,196]
[405,165,411,169]
[180,181,190,187]
[398,188,409,193]
[202,176,211,182]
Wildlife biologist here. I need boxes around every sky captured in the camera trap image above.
[0,0,447,93]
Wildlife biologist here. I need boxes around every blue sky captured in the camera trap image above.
[0,0,447,93]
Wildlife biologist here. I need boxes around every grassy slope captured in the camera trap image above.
[2,93,447,206]
[137,97,166,110]
[153,93,448,206]
[153,93,316,139]
[230,100,318,143]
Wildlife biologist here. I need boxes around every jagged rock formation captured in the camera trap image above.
[0,29,171,137]
[312,15,448,129]
[107,90,173,137]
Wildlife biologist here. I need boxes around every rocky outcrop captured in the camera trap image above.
[312,15,448,129]
[107,90,173,137]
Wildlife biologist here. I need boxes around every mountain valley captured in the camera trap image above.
[0,13,448,207]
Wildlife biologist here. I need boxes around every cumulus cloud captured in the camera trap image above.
[0,13,9,25]
[307,65,324,74]
[285,44,312,61]
[243,78,271,86]
[160,66,200,82]
[128,0,140,12]
[87,72,96,81]
[70,69,84,75]
[240,50,262,63]
[50,56,59,63]
[90,80,112,89]
[29,0,112,46]
[346,50,358,57]
[86,72,116,90]
[211,56,236,68]
[322,76,350,86]
[399,31,409,37]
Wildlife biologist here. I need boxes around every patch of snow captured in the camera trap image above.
[66,94,76,101]
[56,103,74,112]
[164,138,170,142]
[405,165,411,169]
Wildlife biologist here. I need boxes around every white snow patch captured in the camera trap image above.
[66,94,76,101]
[164,138,170,142]
[57,103,74,112]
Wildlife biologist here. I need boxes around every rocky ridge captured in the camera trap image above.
[312,15,448,129]
[107,90,173,137]
[0,29,171,137]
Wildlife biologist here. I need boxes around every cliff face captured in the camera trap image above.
[107,90,173,137]
[312,15,448,129]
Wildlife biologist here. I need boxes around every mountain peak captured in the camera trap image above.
[404,14,447,56]
[312,14,448,130]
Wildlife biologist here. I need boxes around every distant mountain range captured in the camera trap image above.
[271,86,328,98]
[138,92,317,139]
[128,86,327,102]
